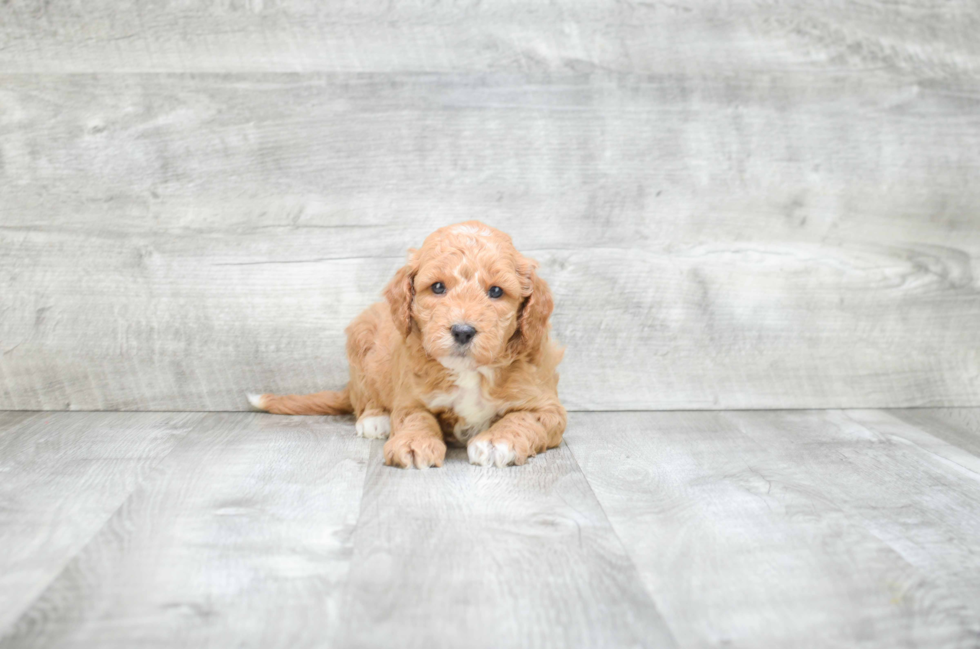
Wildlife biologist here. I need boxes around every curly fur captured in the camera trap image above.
[250,221,566,469]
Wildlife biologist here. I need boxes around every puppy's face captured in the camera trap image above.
[385,222,552,367]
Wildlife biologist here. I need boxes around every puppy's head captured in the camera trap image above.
[384,221,552,367]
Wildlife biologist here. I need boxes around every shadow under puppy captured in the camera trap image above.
[249,221,566,469]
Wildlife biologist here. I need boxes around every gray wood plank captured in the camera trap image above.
[887,408,980,459]
[337,442,676,649]
[0,411,200,632]
[0,413,371,648]
[564,410,980,647]
[2,71,979,411]
[832,408,980,621]
[2,1,978,75]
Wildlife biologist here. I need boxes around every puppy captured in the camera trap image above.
[249,221,566,469]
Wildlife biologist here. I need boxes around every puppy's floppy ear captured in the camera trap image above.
[512,256,554,355]
[384,250,418,338]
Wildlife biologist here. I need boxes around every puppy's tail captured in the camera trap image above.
[247,386,353,415]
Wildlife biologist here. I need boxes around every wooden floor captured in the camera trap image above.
[1,408,979,648]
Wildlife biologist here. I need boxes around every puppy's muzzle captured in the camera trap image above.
[450,323,477,345]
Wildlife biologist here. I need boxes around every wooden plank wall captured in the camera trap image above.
[1,1,979,411]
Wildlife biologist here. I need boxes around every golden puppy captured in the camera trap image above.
[249,221,566,469]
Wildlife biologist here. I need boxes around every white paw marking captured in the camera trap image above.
[492,441,517,467]
[467,439,517,468]
[355,415,391,439]
[246,393,266,410]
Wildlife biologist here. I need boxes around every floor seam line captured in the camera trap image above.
[0,411,206,641]
[561,434,682,647]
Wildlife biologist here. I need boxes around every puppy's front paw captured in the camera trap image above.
[383,433,446,469]
[355,414,391,439]
[467,434,522,468]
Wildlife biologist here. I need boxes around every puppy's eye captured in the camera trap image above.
[431,282,446,295]
[487,286,503,299]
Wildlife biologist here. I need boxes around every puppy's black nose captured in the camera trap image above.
[451,324,477,345]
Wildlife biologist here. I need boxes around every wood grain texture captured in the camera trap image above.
[337,442,676,649]
[734,409,980,632]
[2,68,979,411]
[564,410,980,647]
[887,408,980,458]
[0,413,370,649]
[0,411,199,631]
[2,1,978,76]
[3,409,980,646]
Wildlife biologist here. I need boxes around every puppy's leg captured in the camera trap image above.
[467,403,566,468]
[355,406,391,440]
[383,409,447,469]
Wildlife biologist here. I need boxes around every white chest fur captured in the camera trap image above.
[425,359,499,442]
